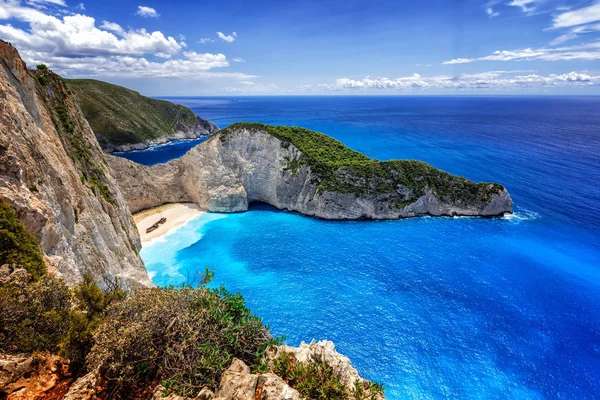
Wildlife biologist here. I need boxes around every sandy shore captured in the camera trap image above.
[134,203,203,244]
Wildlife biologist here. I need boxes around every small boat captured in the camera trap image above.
[158,217,166,224]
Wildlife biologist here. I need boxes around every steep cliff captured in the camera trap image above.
[66,79,219,152]
[108,123,513,219]
[0,41,151,287]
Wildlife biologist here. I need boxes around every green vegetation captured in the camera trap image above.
[0,203,45,279]
[65,79,204,149]
[0,275,72,353]
[88,283,277,397]
[273,351,384,400]
[219,123,504,206]
[35,71,116,204]
[0,204,384,398]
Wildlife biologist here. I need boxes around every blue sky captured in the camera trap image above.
[0,0,599,95]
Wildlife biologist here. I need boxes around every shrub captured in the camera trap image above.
[0,275,71,353]
[0,202,45,279]
[36,64,48,71]
[272,351,384,400]
[87,284,275,398]
[62,274,127,369]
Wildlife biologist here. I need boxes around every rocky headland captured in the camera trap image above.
[108,123,513,219]
[66,79,219,153]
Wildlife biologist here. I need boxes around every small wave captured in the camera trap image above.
[502,209,540,222]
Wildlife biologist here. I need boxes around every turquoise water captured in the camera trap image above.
[138,97,600,399]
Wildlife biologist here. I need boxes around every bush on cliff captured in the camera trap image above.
[87,282,277,398]
[0,275,71,352]
[0,202,46,279]
[273,352,384,400]
[0,272,124,361]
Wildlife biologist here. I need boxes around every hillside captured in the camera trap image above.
[107,122,513,219]
[66,79,218,152]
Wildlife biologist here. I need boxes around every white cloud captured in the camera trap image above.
[0,2,182,58]
[443,42,600,64]
[226,82,279,93]
[321,70,600,92]
[135,5,159,18]
[76,3,84,10]
[486,7,499,17]
[232,57,245,62]
[199,37,214,44]
[507,0,537,13]
[550,23,600,45]
[217,31,237,43]
[99,20,124,35]
[552,3,600,28]
[0,1,255,82]
[21,48,257,79]
[25,0,66,7]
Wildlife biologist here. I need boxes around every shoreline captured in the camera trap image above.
[110,135,209,154]
[134,203,203,244]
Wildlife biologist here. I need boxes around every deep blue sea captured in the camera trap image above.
[127,96,600,399]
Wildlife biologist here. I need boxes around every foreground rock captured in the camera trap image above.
[108,123,513,219]
[0,353,71,399]
[151,341,382,400]
[0,40,151,287]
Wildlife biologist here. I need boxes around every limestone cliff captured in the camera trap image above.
[108,123,513,219]
[0,40,151,287]
[66,79,219,152]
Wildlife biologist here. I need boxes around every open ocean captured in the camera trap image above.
[121,96,600,399]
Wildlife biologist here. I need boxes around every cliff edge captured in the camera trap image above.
[108,122,513,219]
[0,40,151,287]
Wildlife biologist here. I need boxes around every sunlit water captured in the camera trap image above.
[130,96,600,399]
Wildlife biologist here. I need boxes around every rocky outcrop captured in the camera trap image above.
[268,340,383,399]
[0,40,151,287]
[108,123,512,219]
[212,359,300,400]
[0,353,71,399]
[150,341,381,400]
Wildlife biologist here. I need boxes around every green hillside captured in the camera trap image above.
[66,79,216,151]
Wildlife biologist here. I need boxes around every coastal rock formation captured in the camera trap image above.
[149,341,382,400]
[108,123,512,219]
[67,79,219,152]
[268,340,382,399]
[0,41,151,287]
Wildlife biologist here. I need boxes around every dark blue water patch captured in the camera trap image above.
[139,96,600,399]
[112,137,207,166]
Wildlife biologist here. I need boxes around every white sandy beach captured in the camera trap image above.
[134,203,203,244]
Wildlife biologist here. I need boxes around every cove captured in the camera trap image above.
[136,96,600,399]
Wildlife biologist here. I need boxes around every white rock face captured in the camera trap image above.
[108,127,513,220]
[0,41,151,287]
